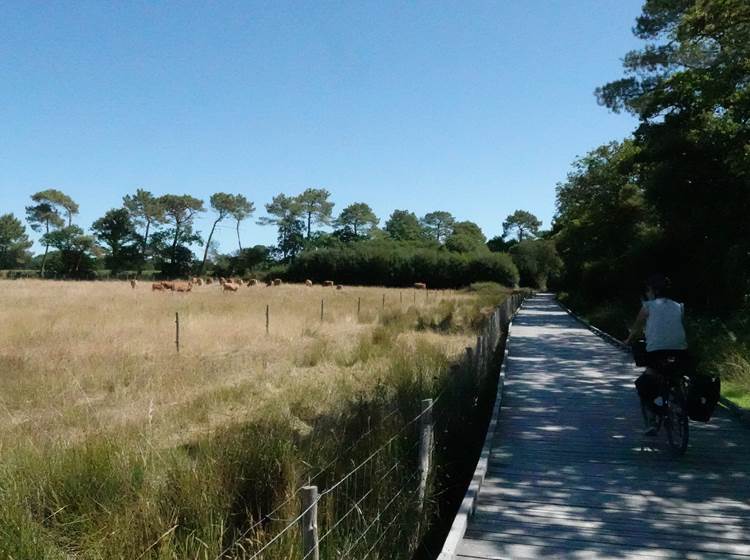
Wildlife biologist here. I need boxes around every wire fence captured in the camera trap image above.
[213,292,526,560]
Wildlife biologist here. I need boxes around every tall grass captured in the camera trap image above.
[0,280,511,558]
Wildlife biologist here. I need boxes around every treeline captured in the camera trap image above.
[553,0,750,318]
[1,185,561,287]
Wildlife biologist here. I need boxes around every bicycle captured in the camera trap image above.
[640,353,691,456]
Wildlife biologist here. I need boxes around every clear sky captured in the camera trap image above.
[1,1,643,252]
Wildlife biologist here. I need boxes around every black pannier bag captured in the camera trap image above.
[631,339,648,367]
[687,375,721,422]
[635,372,660,402]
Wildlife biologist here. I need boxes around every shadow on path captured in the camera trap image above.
[457,294,750,560]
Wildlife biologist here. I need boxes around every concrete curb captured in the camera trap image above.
[437,299,523,560]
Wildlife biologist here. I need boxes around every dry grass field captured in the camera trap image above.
[0,281,473,448]
[0,279,508,559]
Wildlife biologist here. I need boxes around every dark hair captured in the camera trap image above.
[646,273,671,298]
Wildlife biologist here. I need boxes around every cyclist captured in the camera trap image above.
[624,274,690,435]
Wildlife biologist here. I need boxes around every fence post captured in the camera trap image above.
[175,312,180,353]
[265,304,269,335]
[320,299,324,322]
[357,296,361,318]
[382,293,385,310]
[301,486,319,560]
[476,336,482,371]
[418,398,434,512]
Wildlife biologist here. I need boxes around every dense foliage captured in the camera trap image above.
[555,0,750,315]
[286,241,519,288]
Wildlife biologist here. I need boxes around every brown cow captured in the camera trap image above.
[247,278,258,286]
[205,277,213,285]
[323,280,334,287]
[162,281,175,290]
[414,282,427,290]
[336,284,343,290]
[273,278,282,286]
[174,281,193,293]
[152,282,165,291]
[222,282,239,292]
[265,280,273,287]
[130,279,138,289]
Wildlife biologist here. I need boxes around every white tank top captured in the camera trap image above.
[644,298,687,352]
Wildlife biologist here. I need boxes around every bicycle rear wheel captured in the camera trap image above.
[665,382,689,455]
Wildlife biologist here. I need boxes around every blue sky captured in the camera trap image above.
[1,1,643,252]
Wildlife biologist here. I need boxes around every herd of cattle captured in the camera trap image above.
[130,278,429,293]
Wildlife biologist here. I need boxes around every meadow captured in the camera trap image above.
[0,280,511,559]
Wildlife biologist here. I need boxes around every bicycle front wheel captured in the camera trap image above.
[665,383,689,455]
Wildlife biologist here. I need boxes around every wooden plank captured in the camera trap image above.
[465,519,750,556]
[457,535,750,560]
[442,294,750,560]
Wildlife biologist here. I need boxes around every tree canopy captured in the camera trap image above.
[421,211,455,243]
[0,213,32,269]
[502,210,541,242]
[384,210,426,242]
[335,203,379,240]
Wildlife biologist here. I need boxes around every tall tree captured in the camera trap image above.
[91,208,140,273]
[258,194,305,259]
[123,189,164,270]
[297,188,334,239]
[445,220,487,253]
[229,194,255,252]
[421,211,455,243]
[41,225,97,276]
[25,189,77,277]
[596,0,750,122]
[0,213,33,269]
[510,239,563,290]
[385,210,426,242]
[593,0,750,309]
[158,195,205,268]
[335,203,378,239]
[200,193,254,273]
[502,210,541,242]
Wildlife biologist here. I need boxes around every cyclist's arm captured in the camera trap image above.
[624,306,648,345]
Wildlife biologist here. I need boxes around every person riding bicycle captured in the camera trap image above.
[623,274,690,435]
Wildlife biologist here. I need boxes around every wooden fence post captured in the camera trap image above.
[418,398,434,512]
[320,299,324,322]
[382,293,385,310]
[265,304,269,335]
[301,486,319,560]
[357,296,361,318]
[400,291,403,305]
[175,312,180,353]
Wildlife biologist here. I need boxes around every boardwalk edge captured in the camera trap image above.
[557,298,750,427]
[437,299,522,560]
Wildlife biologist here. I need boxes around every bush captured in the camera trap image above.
[286,243,518,288]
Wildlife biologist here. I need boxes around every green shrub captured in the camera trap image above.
[286,243,518,288]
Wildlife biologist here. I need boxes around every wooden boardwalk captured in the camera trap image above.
[452,293,750,560]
